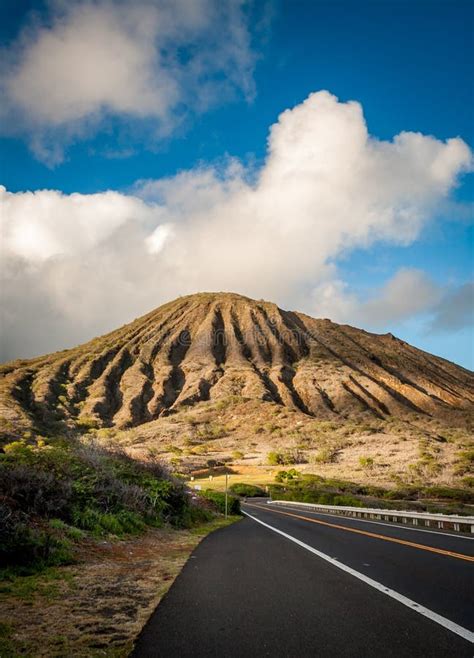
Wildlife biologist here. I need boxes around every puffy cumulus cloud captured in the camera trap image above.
[0,186,160,262]
[1,0,258,163]
[1,91,472,360]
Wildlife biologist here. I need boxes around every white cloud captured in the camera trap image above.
[312,269,443,327]
[1,91,472,360]
[361,269,442,325]
[431,282,474,332]
[1,0,258,163]
[0,186,157,261]
[312,269,474,335]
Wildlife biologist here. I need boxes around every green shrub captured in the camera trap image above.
[383,486,420,501]
[359,456,374,469]
[198,490,241,515]
[196,423,227,441]
[421,486,474,504]
[312,448,337,464]
[166,445,183,455]
[75,416,99,431]
[267,451,282,465]
[0,437,215,569]
[274,469,300,483]
[231,450,244,460]
[229,483,265,497]
[333,495,363,507]
[267,450,305,466]
[454,450,474,476]
[0,510,74,570]
[265,423,280,433]
[48,519,85,540]
[267,485,363,508]
[192,444,209,455]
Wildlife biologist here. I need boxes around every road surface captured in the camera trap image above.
[132,500,474,657]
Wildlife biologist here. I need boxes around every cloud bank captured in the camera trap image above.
[312,269,473,332]
[1,0,258,163]
[1,91,472,361]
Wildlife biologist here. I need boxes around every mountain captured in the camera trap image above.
[1,292,473,486]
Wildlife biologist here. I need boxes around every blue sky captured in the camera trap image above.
[1,0,473,368]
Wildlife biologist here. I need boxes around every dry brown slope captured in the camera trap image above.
[1,292,473,440]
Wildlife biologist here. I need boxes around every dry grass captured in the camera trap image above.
[0,518,238,657]
[119,398,472,489]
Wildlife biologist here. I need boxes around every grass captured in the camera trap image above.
[188,515,241,536]
[0,566,75,602]
[312,447,338,464]
[0,622,16,658]
[454,450,474,476]
[1,517,241,658]
[188,469,275,492]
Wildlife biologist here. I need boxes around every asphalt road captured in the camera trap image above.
[132,501,474,657]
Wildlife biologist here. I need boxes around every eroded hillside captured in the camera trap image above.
[1,292,473,486]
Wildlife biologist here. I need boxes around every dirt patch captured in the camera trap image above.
[0,519,236,657]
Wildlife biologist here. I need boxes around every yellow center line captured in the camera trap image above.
[244,503,474,563]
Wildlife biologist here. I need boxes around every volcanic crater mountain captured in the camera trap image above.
[1,292,473,486]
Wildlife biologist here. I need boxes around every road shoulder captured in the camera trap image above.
[0,517,239,657]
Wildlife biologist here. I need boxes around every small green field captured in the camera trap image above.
[187,467,275,493]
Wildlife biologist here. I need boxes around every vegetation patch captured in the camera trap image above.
[0,436,214,573]
[198,490,241,515]
[454,450,474,476]
[267,450,306,466]
[229,482,265,497]
[268,472,474,513]
[0,519,239,658]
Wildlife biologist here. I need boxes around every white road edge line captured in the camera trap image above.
[242,510,474,645]
[269,503,474,540]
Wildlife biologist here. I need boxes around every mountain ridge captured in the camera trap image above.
[1,291,473,434]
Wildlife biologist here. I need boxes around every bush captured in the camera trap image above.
[267,450,306,466]
[267,485,363,508]
[198,490,241,515]
[312,448,337,464]
[267,451,282,465]
[231,450,244,460]
[229,483,265,497]
[196,423,227,441]
[454,450,474,476]
[0,505,73,569]
[421,486,474,504]
[0,437,215,569]
[75,416,99,431]
[274,469,300,483]
[0,464,72,518]
[166,445,183,455]
[359,456,374,469]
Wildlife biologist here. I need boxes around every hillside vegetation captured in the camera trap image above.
[0,435,221,573]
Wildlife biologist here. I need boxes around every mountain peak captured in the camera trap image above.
[1,292,472,442]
